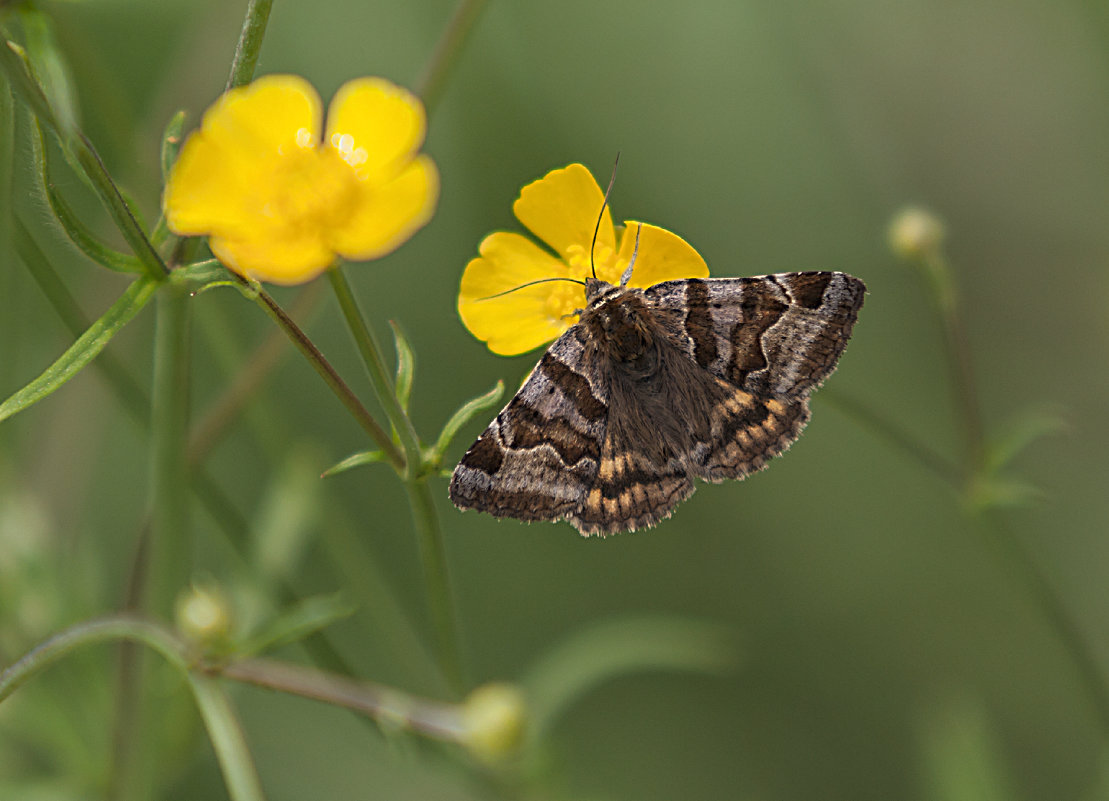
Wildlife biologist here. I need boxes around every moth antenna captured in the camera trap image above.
[477,276,586,301]
[619,222,642,287]
[590,152,621,280]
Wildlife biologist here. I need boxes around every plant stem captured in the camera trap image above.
[0,617,266,801]
[918,252,985,478]
[218,657,463,740]
[225,0,273,91]
[149,284,192,616]
[819,387,961,488]
[326,266,465,693]
[236,273,404,470]
[188,674,268,801]
[415,0,489,113]
[406,477,465,695]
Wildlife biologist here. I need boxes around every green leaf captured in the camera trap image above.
[16,6,79,137]
[390,320,415,412]
[321,450,388,478]
[984,408,1067,474]
[521,615,739,739]
[170,258,229,290]
[0,36,57,131]
[236,593,356,659]
[0,271,159,424]
[161,109,187,182]
[31,120,143,273]
[430,380,504,465]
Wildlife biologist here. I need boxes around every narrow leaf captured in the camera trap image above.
[390,320,415,412]
[0,269,159,424]
[160,109,187,182]
[985,409,1067,474]
[31,120,143,273]
[321,450,387,478]
[0,37,57,131]
[521,615,738,739]
[237,594,356,659]
[431,380,504,462]
[16,6,78,136]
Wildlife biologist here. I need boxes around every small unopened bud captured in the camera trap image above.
[888,207,945,261]
[175,584,233,647]
[460,682,527,761]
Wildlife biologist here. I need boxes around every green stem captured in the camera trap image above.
[187,675,268,801]
[0,617,265,801]
[979,513,1109,734]
[235,273,404,470]
[415,0,489,113]
[326,266,422,472]
[218,657,464,740]
[326,267,464,693]
[407,478,465,695]
[819,387,961,489]
[149,285,192,616]
[920,251,985,478]
[225,0,273,91]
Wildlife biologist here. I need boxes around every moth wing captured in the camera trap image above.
[449,327,609,524]
[643,271,865,398]
[643,272,864,481]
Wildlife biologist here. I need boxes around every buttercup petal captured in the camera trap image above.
[459,232,579,355]
[512,164,615,260]
[165,75,323,235]
[328,155,438,261]
[616,221,709,288]
[326,78,426,179]
[210,225,335,286]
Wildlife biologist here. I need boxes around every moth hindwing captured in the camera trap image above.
[449,271,865,536]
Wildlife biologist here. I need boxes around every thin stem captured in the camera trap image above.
[326,266,465,693]
[188,283,322,466]
[218,657,464,741]
[149,285,192,616]
[225,0,273,91]
[979,513,1109,733]
[415,0,489,113]
[326,266,421,472]
[819,387,961,488]
[407,478,465,695]
[921,252,986,477]
[187,675,267,801]
[0,617,266,801]
[235,273,404,470]
[0,616,186,702]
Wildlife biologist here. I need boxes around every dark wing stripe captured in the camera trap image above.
[499,401,601,466]
[538,352,607,421]
[682,279,718,368]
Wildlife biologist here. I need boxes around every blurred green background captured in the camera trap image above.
[3,0,1109,799]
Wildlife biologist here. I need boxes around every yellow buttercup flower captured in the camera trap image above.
[458,163,708,355]
[164,75,438,285]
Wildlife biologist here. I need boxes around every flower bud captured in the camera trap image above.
[175,583,233,647]
[888,207,945,261]
[460,682,527,761]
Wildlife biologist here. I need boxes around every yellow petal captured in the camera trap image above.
[328,155,438,261]
[165,75,323,235]
[325,78,427,179]
[512,164,615,260]
[617,221,709,288]
[458,232,581,356]
[210,225,335,286]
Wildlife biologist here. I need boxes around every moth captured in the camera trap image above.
[450,238,865,536]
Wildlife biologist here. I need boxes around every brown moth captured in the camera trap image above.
[450,231,865,536]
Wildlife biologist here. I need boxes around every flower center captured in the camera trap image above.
[564,242,627,285]
[265,144,361,233]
